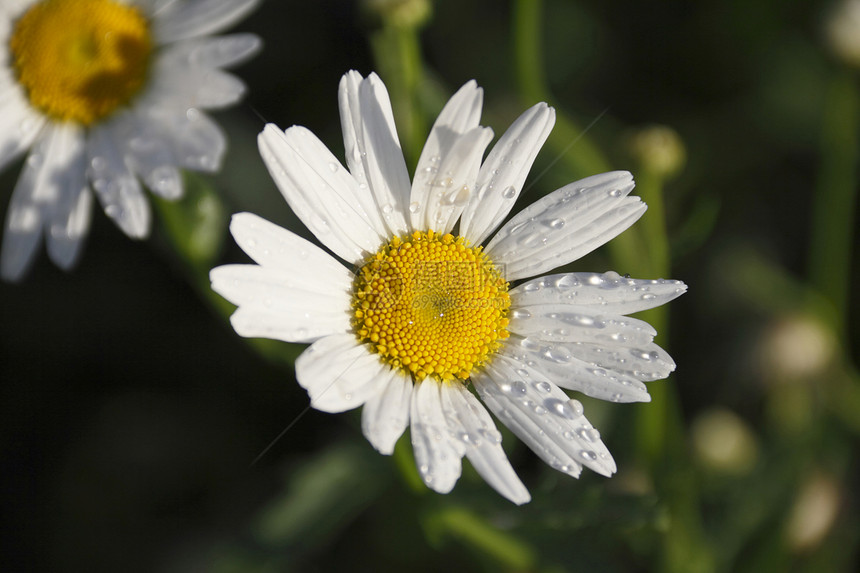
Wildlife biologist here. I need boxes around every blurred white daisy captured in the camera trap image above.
[0,0,261,280]
[211,71,687,504]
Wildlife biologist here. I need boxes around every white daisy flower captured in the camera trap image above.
[0,0,261,281]
[211,71,687,504]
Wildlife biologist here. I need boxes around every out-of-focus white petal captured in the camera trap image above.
[258,124,385,264]
[157,33,262,69]
[361,369,412,455]
[460,103,555,245]
[43,124,90,270]
[502,336,652,403]
[410,81,483,230]
[152,0,260,44]
[88,124,151,238]
[211,264,351,343]
[486,171,645,280]
[474,353,617,477]
[0,91,46,175]
[441,382,530,505]
[338,71,410,236]
[510,271,688,315]
[295,334,389,413]
[410,379,465,494]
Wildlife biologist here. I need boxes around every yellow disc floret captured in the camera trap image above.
[10,0,152,125]
[352,230,510,382]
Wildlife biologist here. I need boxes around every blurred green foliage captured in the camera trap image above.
[1,0,858,572]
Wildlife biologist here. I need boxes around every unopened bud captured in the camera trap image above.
[628,125,686,179]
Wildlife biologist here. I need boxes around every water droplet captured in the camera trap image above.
[641,293,657,300]
[534,381,552,393]
[545,218,565,229]
[568,399,584,416]
[545,398,576,419]
[502,186,516,199]
[381,204,393,214]
[533,404,547,416]
[511,380,528,395]
[408,202,421,213]
[478,428,502,444]
[580,450,597,461]
[512,309,531,320]
[328,162,339,173]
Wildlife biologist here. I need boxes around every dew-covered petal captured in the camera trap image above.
[227,212,353,287]
[338,71,410,236]
[157,33,262,69]
[258,124,385,264]
[147,54,248,110]
[416,126,493,234]
[211,264,351,343]
[87,124,150,238]
[295,334,390,413]
[22,123,92,269]
[410,379,465,494]
[486,171,646,281]
[509,304,658,346]
[410,80,483,229]
[441,382,530,505]
[474,353,616,477]
[503,336,652,403]
[0,91,46,175]
[460,103,555,245]
[1,134,55,281]
[511,271,688,315]
[116,112,184,199]
[152,0,260,44]
[361,369,412,455]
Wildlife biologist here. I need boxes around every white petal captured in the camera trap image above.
[258,124,384,264]
[460,103,556,245]
[509,304,658,346]
[44,124,90,270]
[117,113,184,199]
[410,379,465,494]
[227,212,353,287]
[361,369,412,455]
[148,55,248,110]
[441,382,530,505]
[88,125,151,238]
[503,336,652,403]
[338,71,410,236]
[166,108,226,172]
[211,264,351,343]
[510,271,688,315]
[0,91,46,175]
[486,171,646,280]
[295,334,389,413]
[410,81,483,229]
[157,33,262,69]
[152,0,260,43]
[416,126,493,234]
[474,353,616,477]
[557,341,676,383]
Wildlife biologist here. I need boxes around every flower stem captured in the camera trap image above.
[513,0,610,179]
[807,67,859,336]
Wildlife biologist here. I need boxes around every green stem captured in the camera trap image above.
[808,68,859,336]
[513,0,610,179]
[370,25,427,167]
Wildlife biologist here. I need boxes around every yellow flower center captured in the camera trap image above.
[352,230,510,382]
[10,0,152,125]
